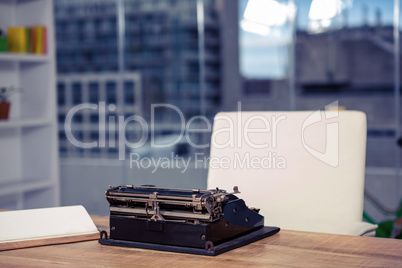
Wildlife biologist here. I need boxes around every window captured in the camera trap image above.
[72,82,82,105]
[124,81,135,104]
[58,113,66,124]
[106,81,117,104]
[88,82,99,103]
[173,81,181,93]
[90,131,99,141]
[89,114,99,123]
[108,148,118,154]
[58,131,66,140]
[57,82,65,105]
[54,0,213,163]
[73,114,83,123]
[75,131,83,140]
[125,129,137,143]
[91,147,101,154]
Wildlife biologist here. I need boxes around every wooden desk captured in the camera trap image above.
[0,215,401,267]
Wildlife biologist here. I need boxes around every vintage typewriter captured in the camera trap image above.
[99,185,280,255]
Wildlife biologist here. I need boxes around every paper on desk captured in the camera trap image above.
[0,205,99,244]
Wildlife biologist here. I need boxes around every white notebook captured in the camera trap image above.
[0,205,99,250]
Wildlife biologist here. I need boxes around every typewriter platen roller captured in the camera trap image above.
[99,185,280,256]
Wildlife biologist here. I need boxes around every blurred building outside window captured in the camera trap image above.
[54,0,401,221]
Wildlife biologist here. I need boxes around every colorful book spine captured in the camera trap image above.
[0,37,6,52]
[25,28,30,53]
[42,27,47,54]
[30,27,35,53]
[7,27,26,53]
[32,26,45,54]
[7,25,47,54]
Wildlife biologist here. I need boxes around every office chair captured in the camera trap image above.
[207,110,377,236]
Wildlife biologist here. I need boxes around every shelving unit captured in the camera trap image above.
[0,53,51,62]
[0,0,59,209]
[0,118,52,129]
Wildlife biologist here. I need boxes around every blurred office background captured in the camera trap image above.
[4,0,400,224]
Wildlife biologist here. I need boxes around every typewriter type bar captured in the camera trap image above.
[101,185,276,253]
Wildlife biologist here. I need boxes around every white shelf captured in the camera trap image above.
[0,53,50,63]
[0,179,55,197]
[0,118,52,129]
[0,0,59,209]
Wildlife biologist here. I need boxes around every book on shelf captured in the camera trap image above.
[7,26,47,55]
[7,27,26,53]
[0,28,6,52]
[0,37,5,52]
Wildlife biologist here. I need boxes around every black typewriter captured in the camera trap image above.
[98,185,279,256]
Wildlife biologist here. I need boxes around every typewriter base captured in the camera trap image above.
[98,226,280,256]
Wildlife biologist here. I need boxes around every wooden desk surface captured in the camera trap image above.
[0,215,401,267]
